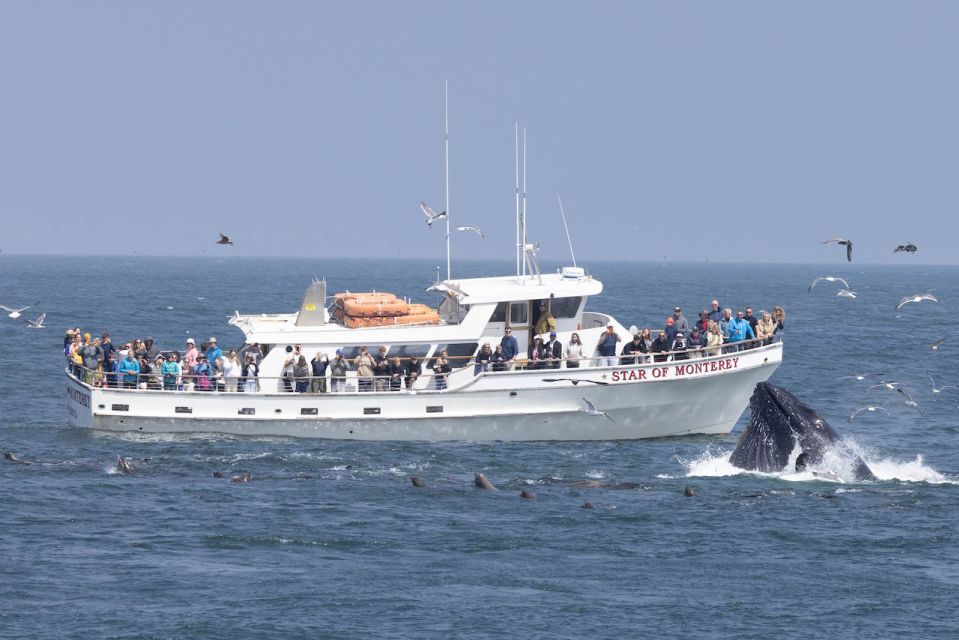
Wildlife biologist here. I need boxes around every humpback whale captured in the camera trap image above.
[730,383,875,480]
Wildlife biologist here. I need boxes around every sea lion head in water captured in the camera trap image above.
[520,490,536,500]
[230,472,252,483]
[474,472,498,491]
[410,476,426,488]
[115,455,134,474]
[730,383,874,480]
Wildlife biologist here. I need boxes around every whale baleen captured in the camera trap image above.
[730,383,875,480]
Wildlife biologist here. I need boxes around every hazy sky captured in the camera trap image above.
[2,2,957,264]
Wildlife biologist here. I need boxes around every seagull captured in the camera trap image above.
[447,225,485,238]
[836,289,857,298]
[838,372,886,382]
[808,276,850,292]
[893,243,918,253]
[23,312,46,329]
[895,293,939,310]
[0,302,38,319]
[896,387,923,415]
[930,338,947,351]
[543,378,610,386]
[927,374,957,395]
[822,237,853,262]
[848,406,890,421]
[216,233,234,245]
[420,201,447,228]
[869,380,902,391]
[581,398,614,421]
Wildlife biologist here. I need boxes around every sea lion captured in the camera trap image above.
[115,456,134,474]
[230,472,252,483]
[683,485,696,497]
[411,476,426,488]
[4,451,31,465]
[474,472,498,491]
[581,501,594,509]
[520,490,536,500]
[212,471,226,478]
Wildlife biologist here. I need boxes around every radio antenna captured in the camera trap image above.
[556,193,577,268]
[514,123,520,278]
[444,80,451,281]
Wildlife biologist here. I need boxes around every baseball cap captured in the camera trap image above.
[186,338,195,344]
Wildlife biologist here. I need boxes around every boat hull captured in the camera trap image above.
[67,343,782,441]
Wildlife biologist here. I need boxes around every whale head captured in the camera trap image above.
[730,382,874,480]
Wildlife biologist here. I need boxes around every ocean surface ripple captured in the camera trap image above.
[1,257,958,639]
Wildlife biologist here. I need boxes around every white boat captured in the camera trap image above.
[64,113,781,440]
[65,265,783,440]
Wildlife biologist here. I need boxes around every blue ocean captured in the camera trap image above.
[1,256,957,639]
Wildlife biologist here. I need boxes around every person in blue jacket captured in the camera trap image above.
[205,337,223,366]
[727,310,756,350]
[499,327,519,370]
[118,351,140,389]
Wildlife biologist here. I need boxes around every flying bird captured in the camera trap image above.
[216,233,234,245]
[23,312,46,329]
[581,398,614,421]
[838,372,886,382]
[896,387,923,415]
[420,201,447,228]
[808,276,850,292]
[836,289,857,298]
[927,374,957,395]
[822,237,853,262]
[448,225,485,238]
[893,243,918,253]
[869,380,902,391]
[0,302,38,319]
[929,338,947,351]
[543,378,610,386]
[895,293,939,310]
[848,406,890,421]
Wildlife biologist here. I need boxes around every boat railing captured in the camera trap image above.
[65,335,780,395]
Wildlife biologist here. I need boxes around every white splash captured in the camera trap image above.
[681,447,955,485]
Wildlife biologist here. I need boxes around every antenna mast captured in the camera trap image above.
[514,123,520,278]
[556,193,577,268]
[444,80,451,281]
[522,127,528,277]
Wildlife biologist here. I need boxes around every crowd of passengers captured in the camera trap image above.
[64,301,783,394]
[64,330,261,391]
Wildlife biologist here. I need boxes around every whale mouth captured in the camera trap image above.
[731,383,876,480]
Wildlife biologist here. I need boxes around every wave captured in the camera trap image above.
[680,446,955,485]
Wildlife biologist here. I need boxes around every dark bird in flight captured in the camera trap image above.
[894,243,918,253]
[216,233,234,245]
[822,237,853,262]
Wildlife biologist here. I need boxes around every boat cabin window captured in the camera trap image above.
[550,296,583,319]
[491,302,529,326]
[338,346,366,359]
[390,344,432,358]
[429,342,478,368]
[509,303,528,325]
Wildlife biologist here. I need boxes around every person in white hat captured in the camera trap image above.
[183,337,198,369]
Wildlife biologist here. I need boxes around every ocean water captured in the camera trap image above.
[1,256,957,639]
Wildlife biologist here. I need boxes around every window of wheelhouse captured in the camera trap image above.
[429,342,478,369]
[550,296,583,318]
[510,303,528,325]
